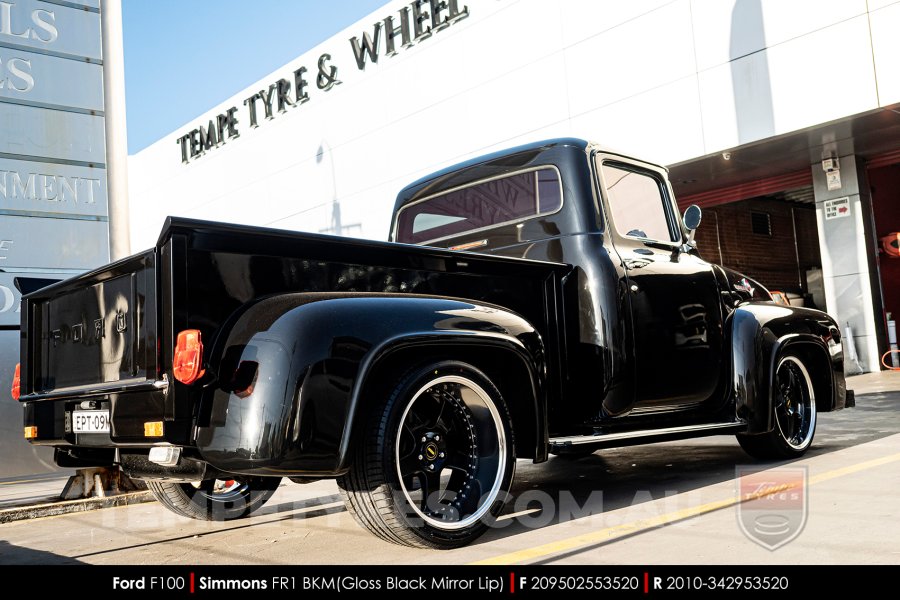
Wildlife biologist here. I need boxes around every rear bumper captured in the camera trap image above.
[22,380,183,447]
[21,377,168,402]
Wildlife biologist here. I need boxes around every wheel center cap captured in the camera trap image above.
[424,442,439,461]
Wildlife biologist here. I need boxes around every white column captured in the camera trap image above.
[101,0,131,260]
[811,155,883,373]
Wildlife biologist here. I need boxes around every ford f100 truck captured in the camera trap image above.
[13,138,849,548]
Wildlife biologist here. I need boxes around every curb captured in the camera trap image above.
[0,491,155,524]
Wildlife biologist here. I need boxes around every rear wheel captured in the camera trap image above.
[338,361,515,549]
[147,476,282,521]
[738,354,818,460]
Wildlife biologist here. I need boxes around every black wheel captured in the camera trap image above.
[338,361,515,549]
[147,476,282,521]
[738,354,818,460]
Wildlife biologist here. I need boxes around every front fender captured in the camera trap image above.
[194,293,544,476]
[730,302,845,434]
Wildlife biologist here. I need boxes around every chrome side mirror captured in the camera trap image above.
[682,204,702,246]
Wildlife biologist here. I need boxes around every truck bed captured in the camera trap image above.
[19,217,573,449]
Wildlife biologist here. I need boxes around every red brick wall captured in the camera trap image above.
[693,198,821,293]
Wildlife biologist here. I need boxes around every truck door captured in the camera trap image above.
[596,156,724,412]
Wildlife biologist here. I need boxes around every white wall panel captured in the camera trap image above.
[451,0,564,99]
[564,0,695,117]
[869,1,900,106]
[766,15,876,134]
[691,0,867,71]
[569,75,704,166]
[699,14,877,153]
[558,0,674,49]
[867,0,900,11]
[697,48,773,151]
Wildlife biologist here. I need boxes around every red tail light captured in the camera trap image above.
[11,362,20,401]
[173,329,205,384]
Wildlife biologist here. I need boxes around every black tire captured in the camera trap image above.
[338,361,516,549]
[737,354,818,460]
[147,476,282,521]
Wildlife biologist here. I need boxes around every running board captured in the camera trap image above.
[549,422,746,450]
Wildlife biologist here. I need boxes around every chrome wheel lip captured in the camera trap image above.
[774,356,817,451]
[395,374,507,531]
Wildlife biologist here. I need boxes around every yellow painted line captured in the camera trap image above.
[808,452,900,484]
[471,451,900,565]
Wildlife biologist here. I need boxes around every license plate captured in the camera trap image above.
[72,410,110,433]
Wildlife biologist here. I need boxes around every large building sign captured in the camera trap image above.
[176,0,469,164]
[0,0,108,237]
[0,0,108,476]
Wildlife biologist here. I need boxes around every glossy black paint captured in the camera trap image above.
[729,302,846,433]
[197,294,544,475]
[19,250,162,447]
[594,153,726,414]
[20,138,846,478]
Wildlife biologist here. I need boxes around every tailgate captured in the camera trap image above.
[21,250,158,398]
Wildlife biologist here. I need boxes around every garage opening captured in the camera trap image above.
[866,163,900,335]
[691,185,825,310]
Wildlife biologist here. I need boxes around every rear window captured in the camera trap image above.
[395,168,562,244]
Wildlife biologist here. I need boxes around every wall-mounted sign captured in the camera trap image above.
[0,0,108,476]
[824,196,851,220]
[0,271,22,326]
[0,47,104,111]
[0,0,101,60]
[0,0,108,233]
[0,214,108,269]
[0,156,107,217]
[176,0,470,164]
[0,0,109,263]
[0,103,105,163]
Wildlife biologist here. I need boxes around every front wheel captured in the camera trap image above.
[338,361,515,549]
[738,354,818,460]
[147,476,282,521]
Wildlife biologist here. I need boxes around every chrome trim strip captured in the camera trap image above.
[549,422,744,446]
[22,376,168,402]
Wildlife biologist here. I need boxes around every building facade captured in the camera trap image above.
[129,0,900,374]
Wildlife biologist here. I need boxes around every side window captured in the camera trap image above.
[395,168,562,244]
[601,163,677,242]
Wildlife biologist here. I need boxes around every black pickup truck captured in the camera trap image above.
[13,138,848,548]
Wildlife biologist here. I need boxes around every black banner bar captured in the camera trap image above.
[0,565,887,596]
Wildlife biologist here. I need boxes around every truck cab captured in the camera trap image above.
[392,139,798,438]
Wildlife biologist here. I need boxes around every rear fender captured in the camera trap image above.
[730,302,845,434]
[195,293,545,476]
